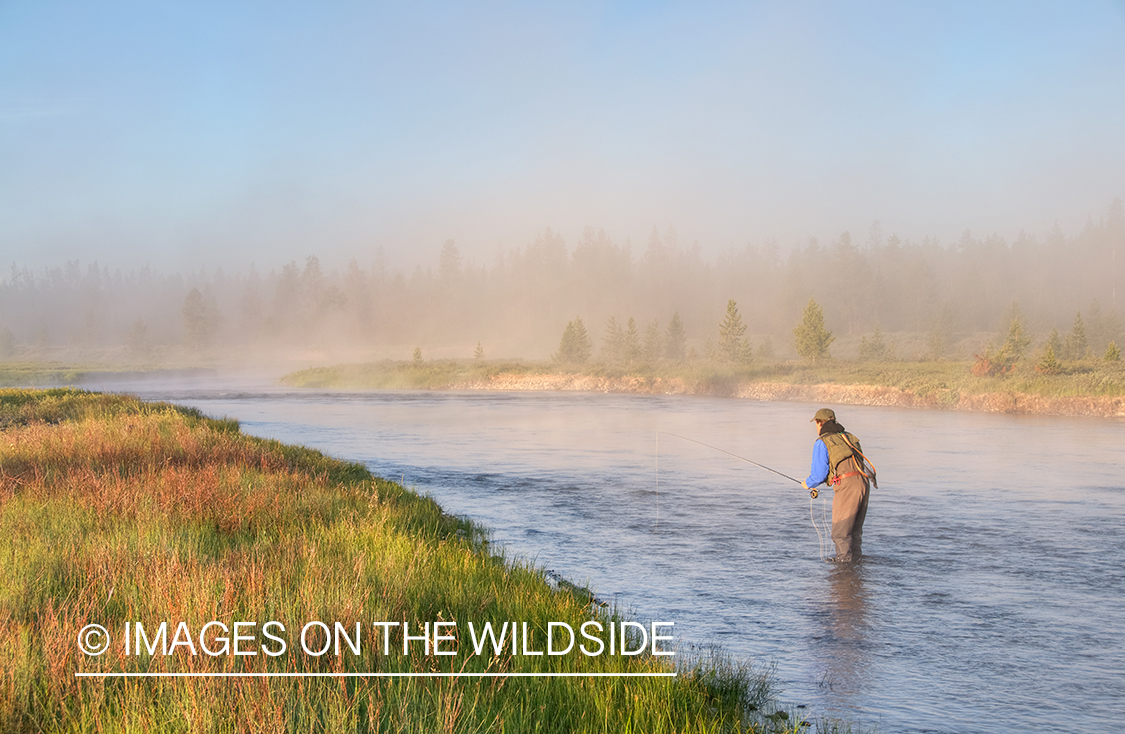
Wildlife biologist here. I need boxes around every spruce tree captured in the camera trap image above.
[793,298,834,362]
[997,318,1031,363]
[474,342,484,360]
[623,317,642,362]
[1045,328,1064,360]
[642,319,663,363]
[665,312,687,362]
[554,318,592,364]
[717,300,752,365]
[1065,312,1088,360]
[1037,343,1063,375]
[602,317,624,364]
[1106,341,1121,362]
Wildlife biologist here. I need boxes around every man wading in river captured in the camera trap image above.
[802,408,875,563]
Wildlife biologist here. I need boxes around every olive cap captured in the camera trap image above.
[811,408,836,422]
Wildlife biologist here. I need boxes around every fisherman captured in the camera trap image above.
[802,408,873,563]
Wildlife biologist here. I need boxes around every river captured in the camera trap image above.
[92,376,1125,733]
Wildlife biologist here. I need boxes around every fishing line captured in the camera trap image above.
[657,432,803,484]
[655,431,825,558]
[822,496,829,559]
[810,494,828,560]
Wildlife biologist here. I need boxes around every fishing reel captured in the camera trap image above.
[809,488,818,499]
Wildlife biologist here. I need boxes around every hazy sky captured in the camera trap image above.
[2,1,1123,273]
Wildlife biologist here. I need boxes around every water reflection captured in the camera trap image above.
[818,563,871,705]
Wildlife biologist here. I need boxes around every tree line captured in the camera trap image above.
[0,200,1122,364]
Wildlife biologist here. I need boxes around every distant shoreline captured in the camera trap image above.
[3,361,1122,418]
[277,360,1125,419]
[440,372,1125,418]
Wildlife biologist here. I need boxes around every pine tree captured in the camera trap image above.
[1065,312,1088,360]
[1037,343,1063,375]
[602,316,624,364]
[1045,328,1064,360]
[793,298,834,362]
[665,312,687,362]
[474,342,484,360]
[642,320,663,363]
[997,317,1031,363]
[623,317,641,362]
[717,300,752,365]
[554,318,592,364]
[413,347,423,364]
[1105,340,1121,362]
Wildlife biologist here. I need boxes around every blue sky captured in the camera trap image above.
[1,1,1123,271]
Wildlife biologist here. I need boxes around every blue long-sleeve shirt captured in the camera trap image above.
[806,439,830,488]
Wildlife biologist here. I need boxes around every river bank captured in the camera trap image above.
[0,387,802,733]
[447,373,1125,417]
[281,361,1125,418]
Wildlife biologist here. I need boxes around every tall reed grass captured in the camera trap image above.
[1,388,804,733]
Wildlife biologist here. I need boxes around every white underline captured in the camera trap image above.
[75,672,676,678]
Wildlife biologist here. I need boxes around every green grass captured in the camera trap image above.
[0,362,100,387]
[279,360,544,390]
[280,357,1125,402]
[746,359,1125,399]
[0,362,210,388]
[0,388,813,733]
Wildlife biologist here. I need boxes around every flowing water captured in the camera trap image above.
[93,377,1125,733]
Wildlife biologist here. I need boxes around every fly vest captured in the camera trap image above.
[818,432,864,484]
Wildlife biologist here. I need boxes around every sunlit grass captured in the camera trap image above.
[0,363,166,388]
[279,360,542,390]
[0,388,808,733]
[0,362,99,388]
[280,357,1125,403]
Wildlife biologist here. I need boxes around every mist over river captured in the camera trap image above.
[89,376,1125,733]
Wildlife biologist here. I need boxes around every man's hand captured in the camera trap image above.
[801,480,808,490]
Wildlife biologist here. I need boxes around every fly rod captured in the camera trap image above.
[657,431,802,485]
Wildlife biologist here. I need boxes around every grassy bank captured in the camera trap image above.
[279,360,545,390]
[0,363,103,387]
[0,388,812,733]
[0,363,217,388]
[280,358,1125,415]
